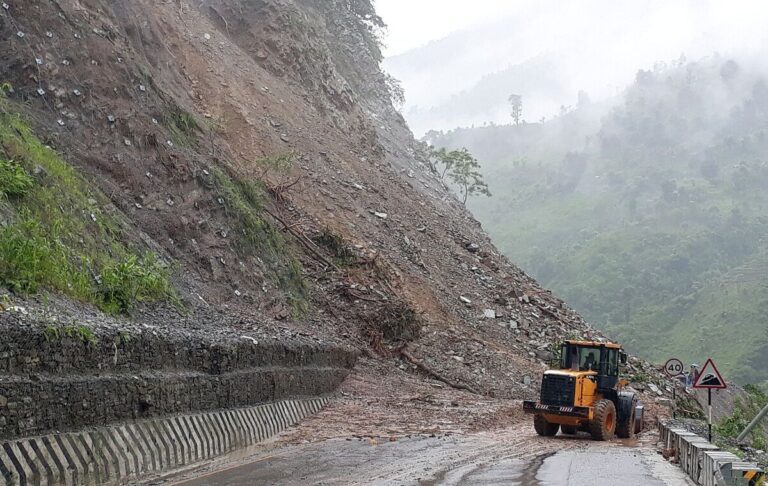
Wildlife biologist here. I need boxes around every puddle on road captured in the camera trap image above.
[616,437,642,447]
[418,442,656,486]
[516,452,554,485]
[418,452,552,486]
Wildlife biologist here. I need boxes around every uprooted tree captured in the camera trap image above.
[429,147,491,205]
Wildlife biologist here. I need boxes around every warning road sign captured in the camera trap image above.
[664,358,684,377]
[693,358,727,389]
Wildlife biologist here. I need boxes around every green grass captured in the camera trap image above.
[0,109,176,314]
[43,325,61,342]
[0,158,33,197]
[256,153,294,174]
[98,254,175,315]
[162,107,200,148]
[209,166,308,316]
[63,325,98,345]
[43,324,98,345]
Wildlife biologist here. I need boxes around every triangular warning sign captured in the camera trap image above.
[693,358,727,389]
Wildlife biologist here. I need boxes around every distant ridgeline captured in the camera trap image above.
[429,55,768,386]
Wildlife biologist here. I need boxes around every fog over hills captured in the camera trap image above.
[383,0,768,135]
[428,53,768,386]
[377,1,768,386]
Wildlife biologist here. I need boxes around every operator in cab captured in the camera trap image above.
[583,351,597,371]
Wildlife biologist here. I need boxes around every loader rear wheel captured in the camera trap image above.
[616,403,636,439]
[534,415,559,436]
[589,399,616,441]
[561,425,578,435]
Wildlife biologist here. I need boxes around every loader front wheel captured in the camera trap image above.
[589,399,616,441]
[534,415,559,436]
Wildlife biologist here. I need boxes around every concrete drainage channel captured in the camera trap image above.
[658,419,764,485]
[0,397,329,485]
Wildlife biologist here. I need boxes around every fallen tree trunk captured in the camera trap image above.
[264,207,337,271]
[398,346,480,395]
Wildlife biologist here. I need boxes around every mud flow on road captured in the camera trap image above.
[161,367,689,485]
[170,427,693,486]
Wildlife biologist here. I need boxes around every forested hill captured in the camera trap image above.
[429,56,768,386]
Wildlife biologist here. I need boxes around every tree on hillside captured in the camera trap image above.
[449,154,491,204]
[508,94,523,125]
[384,73,405,109]
[429,147,456,179]
[430,147,491,204]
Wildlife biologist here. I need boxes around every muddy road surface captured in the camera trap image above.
[160,369,686,485]
[170,426,692,486]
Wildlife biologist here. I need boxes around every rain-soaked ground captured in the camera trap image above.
[168,428,693,486]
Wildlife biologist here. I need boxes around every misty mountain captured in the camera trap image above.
[403,53,575,135]
[430,55,768,386]
[384,0,768,135]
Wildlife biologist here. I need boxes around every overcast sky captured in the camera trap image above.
[376,0,768,57]
[375,0,522,57]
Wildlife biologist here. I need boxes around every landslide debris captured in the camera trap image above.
[0,0,671,426]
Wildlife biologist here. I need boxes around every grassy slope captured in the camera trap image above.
[0,90,309,318]
[0,107,176,314]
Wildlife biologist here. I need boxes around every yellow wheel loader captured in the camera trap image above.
[523,340,644,440]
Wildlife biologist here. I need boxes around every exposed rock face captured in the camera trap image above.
[0,0,618,431]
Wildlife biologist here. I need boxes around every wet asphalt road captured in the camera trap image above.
[173,430,693,486]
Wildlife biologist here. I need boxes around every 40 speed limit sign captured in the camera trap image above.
[664,358,684,377]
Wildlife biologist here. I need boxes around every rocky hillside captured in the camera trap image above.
[0,0,618,404]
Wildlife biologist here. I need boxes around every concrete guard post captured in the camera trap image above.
[657,418,764,485]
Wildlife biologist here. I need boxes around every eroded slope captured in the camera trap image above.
[0,0,625,434]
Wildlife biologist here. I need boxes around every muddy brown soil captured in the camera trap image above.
[160,394,689,486]
[276,358,525,442]
[150,362,685,486]
[0,0,627,402]
[1,0,679,450]
[279,358,671,443]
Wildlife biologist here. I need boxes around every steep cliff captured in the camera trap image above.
[0,0,614,437]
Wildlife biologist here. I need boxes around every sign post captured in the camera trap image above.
[693,358,727,443]
[708,389,712,442]
[664,358,684,419]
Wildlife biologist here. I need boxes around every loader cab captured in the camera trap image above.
[560,340,627,392]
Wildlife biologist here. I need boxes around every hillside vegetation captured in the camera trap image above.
[430,56,768,386]
[0,106,175,314]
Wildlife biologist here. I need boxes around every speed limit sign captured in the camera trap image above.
[664,358,684,377]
